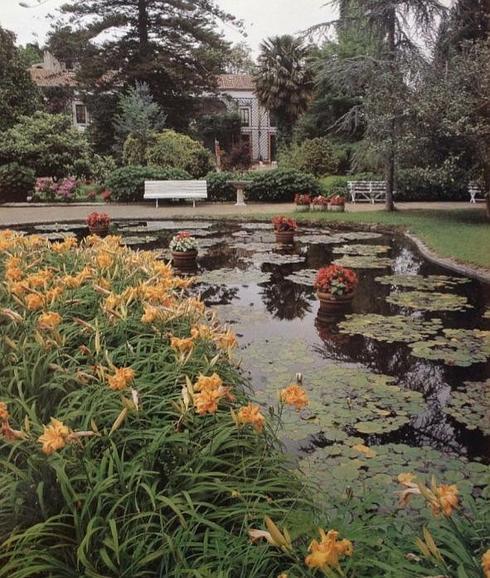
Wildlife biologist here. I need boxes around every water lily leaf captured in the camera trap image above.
[230,242,272,253]
[339,314,443,343]
[118,220,213,232]
[376,274,470,291]
[386,291,471,312]
[121,235,158,246]
[333,244,390,256]
[409,329,490,366]
[200,268,271,286]
[284,269,317,286]
[248,253,306,266]
[443,380,490,435]
[333,255,393,269]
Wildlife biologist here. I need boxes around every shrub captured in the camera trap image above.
[146,130,213,178]
[247,169,320,202]
[321,173,383,197]
[0,162,35,203]
[0,112,92,178]
[106,165,191,202]
[395,167,468,201]
[222,142,252,171]
[278,138,340,177]
[205,171,236,202]
[123,134,148,166]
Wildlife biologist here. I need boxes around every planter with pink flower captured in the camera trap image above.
[170,231,198,268]
[86,212,111,236]
[294,194,311,212]
[311,195,330,212]
[314,264,358,310]
[329,194,346,212]
[272,216,297,244]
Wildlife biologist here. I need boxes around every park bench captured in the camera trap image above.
[468,182,485,203]
[144,180,208,208]
[348,181,388,204]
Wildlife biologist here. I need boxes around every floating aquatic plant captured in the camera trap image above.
[200,268,271,286]
[333,255,393,269]
[284,269,318,286]
[338,314,443,343]
[409,329,490,366]
[375,274,471,291]
[333,244,390,256]
[444,380,490,435]
[386,290,471,312]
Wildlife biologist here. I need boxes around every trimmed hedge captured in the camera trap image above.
[205,172,236,202]
[0,162,35,203]
[106,165,191,202]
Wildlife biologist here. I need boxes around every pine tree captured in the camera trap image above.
[49,0,237,134]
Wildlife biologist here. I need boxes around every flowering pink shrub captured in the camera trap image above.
[56,177,77,200]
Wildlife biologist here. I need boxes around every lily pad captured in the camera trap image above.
[376,274,471,291]
[34,223,83,232]
[230,242,272,253]
[333,255,393,269]
[339,314,443,344]
[199,268,271,286]
[409,329,490,366]
[386,291,471,312]
[41,232,77,241]
[299,441,490,504]
[284,269,317,286]
[333,244,390,256]
[443,380,490,435]
[119,220,214,232]
[240,222,272,230]
[340,231,384,241]
[249,253,306,266]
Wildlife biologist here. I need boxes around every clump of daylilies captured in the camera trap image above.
[397,472,459,517]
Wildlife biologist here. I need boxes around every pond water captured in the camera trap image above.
[16,219,490,502]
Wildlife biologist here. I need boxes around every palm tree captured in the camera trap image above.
[254,35,313,144]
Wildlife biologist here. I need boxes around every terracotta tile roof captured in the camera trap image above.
[29,66,77,88]
[217,74,255,91]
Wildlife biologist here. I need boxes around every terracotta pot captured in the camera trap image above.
[317,290,354,310]
[275,230,296,244]
[329,204,345,212]
[172,250,198,268]
[88,224,109,236]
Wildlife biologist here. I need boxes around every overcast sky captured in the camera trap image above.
[0,0,335,53]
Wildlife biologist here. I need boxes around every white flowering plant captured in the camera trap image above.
[169,232,198,253]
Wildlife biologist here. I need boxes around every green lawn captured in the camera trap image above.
[246,209,490,270]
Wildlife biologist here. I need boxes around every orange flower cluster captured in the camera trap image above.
[108,367,135,391]
[192,373,232,415]
[170,336,194,356]
[305,529,353,570]
[482,549,490,578]
[38,418,72,455]
[280,384,308,411]
[37,311,62,331]
[237,404,265,433]
[397,473,459,517]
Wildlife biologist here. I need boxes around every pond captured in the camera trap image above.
[17,219,490,504]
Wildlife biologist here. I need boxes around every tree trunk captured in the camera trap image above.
[138,0,149,58]
[385,7,396,212]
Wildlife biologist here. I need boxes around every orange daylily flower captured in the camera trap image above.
[305,529,353,571]
[108,367,135,391]
[237,404,265,433]
[96,252,113,269]
[38,418,71,455]
[194,373,223,392]
[25,293,44,311]
[482,549,490,578]
[37,311,62,331]
[280,384,309,411]
[216,329,238,350]
[0,402,9,421]
[170,336,194,355]
[397,474,459,517]
[191,324,215,340]
[141,305,160,323]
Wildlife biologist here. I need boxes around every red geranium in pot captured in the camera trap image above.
[311,195,330,211]
[86,212,111,236]
[329,194,345,212]
[314,264,358,309]
[294,193,312,212]
[272,216,298,244]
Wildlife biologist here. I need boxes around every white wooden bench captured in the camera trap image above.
[144,180,208,208]
[348,181,387,204]
[468,182,485,203]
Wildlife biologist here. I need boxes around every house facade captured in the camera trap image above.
[216,75,278,163]
[29,55,277,162]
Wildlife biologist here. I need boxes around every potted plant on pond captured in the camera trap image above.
[329,194,346,212]
[314,264,358,309]
[311,195,330,212]
[86,212,111,236]
[272,216,298,244]
[294,193,311,212]
[170,231,198,267]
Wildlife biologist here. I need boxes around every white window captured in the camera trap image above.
[73,101,89,129]
[239,107,250,127]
